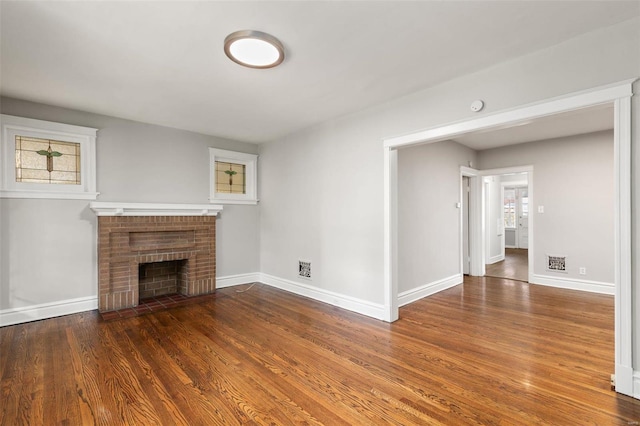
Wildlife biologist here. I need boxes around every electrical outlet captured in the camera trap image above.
[579,267,586,275]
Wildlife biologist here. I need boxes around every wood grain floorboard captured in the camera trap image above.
[2,277,640,425]
[485,248,528,282]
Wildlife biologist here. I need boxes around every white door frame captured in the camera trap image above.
[382,79,634,396]
[460,167,483,276]
[466,166,533,280]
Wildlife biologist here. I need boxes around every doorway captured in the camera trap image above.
[383,80,633,396]
[504,186,529,249]
[485,174,529,282]
[462,176,470,275]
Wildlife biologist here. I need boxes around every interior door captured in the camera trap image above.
[517,187,529,249]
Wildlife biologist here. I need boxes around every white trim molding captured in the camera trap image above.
[486,254,505,265]
[260,273,387,320]
[383,146,399,322]
[0,114,99,200]
[398,274,462,307]
[89,202,223,216]
[613,89,634,397]
[529,274,614,295]
[633,371,640,399]
[216,273,261,289]
[384,79,635,149]
[0,296,98,327]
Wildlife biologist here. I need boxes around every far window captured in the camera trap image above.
[209,148,257,205]
[504,188,516,229]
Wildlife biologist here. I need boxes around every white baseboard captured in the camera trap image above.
[486,254,505,265]
[529,274,614,295]
[398,274,463,307]
[216,273,261,289]
[631,370,640,399]
[259,273,386,320]
[0,296,98,327]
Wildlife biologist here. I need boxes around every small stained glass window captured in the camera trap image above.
[215,161,245,194]
[15,136,81,185]
[209,148,257,204]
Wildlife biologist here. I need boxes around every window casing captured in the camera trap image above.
[1,115,98,199]
[209,148,257,205]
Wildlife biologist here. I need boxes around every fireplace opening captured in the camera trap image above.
[138,259,188,301]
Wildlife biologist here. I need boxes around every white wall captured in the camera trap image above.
[479,131,614,286]
[398,141,476,294]
[258,17,638,355]
[259,119,386,305]
[0,97,260,316]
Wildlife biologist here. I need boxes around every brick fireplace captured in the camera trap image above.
[90,202,222,312]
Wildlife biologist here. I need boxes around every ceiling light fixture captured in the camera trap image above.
[224,30,285,69]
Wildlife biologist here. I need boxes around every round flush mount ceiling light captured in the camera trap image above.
[224,30,285,69]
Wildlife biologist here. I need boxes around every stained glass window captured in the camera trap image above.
[15,136,81,185]
[215,161,246,194]
[209,148,257,204]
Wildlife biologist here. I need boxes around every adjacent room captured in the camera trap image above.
[1,1,640,424]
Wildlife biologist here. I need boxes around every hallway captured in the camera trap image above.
[485,248,528,282]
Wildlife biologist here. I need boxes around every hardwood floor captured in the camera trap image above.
[2,277,640,425]
[485,248,529,282]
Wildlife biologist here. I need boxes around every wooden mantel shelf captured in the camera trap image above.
[89,202,223,216]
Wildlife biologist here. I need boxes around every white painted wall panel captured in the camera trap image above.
[397,141,476,293]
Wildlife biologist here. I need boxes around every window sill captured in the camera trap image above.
[209,198,258,205]
[0,189,100,200]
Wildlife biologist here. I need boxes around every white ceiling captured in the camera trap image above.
[452,103,614,151]
[1,1,637,144]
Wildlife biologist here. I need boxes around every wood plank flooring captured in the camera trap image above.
[2,277,640,425]
[485,248,529,282]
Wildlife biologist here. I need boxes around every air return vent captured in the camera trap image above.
[299,260,311,279]
[547,255,566,273]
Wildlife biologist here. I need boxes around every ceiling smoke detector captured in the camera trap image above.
[224,30,285,69]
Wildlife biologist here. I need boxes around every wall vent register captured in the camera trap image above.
[547,255,567,273]
[299,261,311,279]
